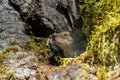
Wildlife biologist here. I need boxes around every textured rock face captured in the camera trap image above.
[5,49,37,80]
[47,64,97,80]
[0,0,29,50]
[0,0,37,79]
[10,0,80,36]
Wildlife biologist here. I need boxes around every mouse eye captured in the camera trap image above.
[64,33,67,36]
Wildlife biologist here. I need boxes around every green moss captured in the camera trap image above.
[60,58,74,67]
[79,0,120,78]
[0,47,19,79]
[80,0,120,66]
[0,65,14,79]
[25,38,52,63]
[88,13,120,65]
[96,66,108,80]
[8,39,20,46]
[80,0,119,37]
[0,47,18,63]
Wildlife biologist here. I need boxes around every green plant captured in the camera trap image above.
[96,66,108,80]
[25,38,52,63]
[88,12,120,66]
[0,47,18,79]
[80,0,120,66]
[79,0,120,78]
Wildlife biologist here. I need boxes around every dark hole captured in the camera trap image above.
[23,14,54,37]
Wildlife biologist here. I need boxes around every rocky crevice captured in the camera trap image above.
[10,0,82,37]
[0,0,87,79]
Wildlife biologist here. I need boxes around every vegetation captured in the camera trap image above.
[79,0,120,79]
[80,0,120,65]
[25,38,52,63]
[0,47,18,79]
[60,0,120,79]
[0,0,120,79]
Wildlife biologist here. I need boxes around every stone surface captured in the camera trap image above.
[10,0,81,36]
[0,1,32,78]
[4,50,38,80]
[0,0,29,50]
[47,64,97,80]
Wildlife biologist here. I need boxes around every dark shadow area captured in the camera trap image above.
[56,4,74,30]
[9,1,54,38]
[24,14,54,37]
[49,55,61,66]
[9,0,20,12]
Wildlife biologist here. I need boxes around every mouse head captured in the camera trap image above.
[50,31,73,49]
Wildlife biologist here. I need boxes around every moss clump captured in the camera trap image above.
[79,0,120,79]
[80,0,120,66]
[25,38,52,63]
[0,47,19,79]
[88,13,120,66]
[0,51,8,79]
[0,47,18,64]
[96,66,108,80]
[59,58,74,67]
[80,0,120,36]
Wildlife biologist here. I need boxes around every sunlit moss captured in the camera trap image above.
[79,0,120,78]
[0,65,14,80]
[80,0,120,37]
[80,0,120,66]
[88,12,120,66]
[96,66,108,80]
[60,58,73,67]
[0,47,18,63]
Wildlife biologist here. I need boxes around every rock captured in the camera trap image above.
[10,0,81,37]
[47,64,97,80]
[15,51,28,59]
[15,68,26,79]
[29,76,38,80]
[0,0,29,50]
[4,49,38,80]
[0,24,5,33]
